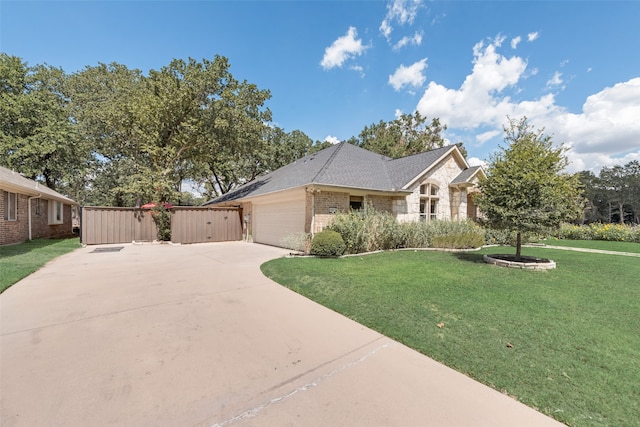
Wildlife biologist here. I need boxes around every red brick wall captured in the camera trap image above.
[1,192,74,245]
[1,192,29,245]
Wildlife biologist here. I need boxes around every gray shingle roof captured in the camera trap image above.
[0,166,78,204]
[205,143,470,205]
[451,165,483,185]
[386,145,455,189]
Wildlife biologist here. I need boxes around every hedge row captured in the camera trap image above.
[556,223,640,243]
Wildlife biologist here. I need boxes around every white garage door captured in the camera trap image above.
[253,198,306,247]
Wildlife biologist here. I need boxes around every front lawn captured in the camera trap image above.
[0,238,81,293]
[262,247,640,427]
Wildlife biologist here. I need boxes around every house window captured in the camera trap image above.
[48,200,63,224]
[350,196,363,211]
[4,191,17,221]
[419,183,439,221]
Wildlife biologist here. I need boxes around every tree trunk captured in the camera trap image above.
[618,202,625,224]
[515,232,522,261]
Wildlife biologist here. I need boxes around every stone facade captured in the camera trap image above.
[1,192,74,245]
[397,156,470,223]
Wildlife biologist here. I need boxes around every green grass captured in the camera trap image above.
[262,247,640,427]
[541,238,640,254]
[0,238,81,293]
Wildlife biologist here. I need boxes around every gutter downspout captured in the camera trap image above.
[28,194,42,241]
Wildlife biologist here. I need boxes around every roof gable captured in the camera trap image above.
[451,165,485,185]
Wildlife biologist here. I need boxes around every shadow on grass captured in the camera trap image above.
[451,252,486,263]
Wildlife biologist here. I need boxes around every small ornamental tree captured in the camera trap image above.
[476,117,584,260]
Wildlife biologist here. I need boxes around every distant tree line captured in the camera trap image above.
[579,161,640,224]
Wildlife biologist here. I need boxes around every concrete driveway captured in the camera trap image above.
[1,242,563,426]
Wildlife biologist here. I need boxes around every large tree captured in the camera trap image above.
[349,111,447,158]
[0,53,90,193]
[68,56,271,206]
[476,117,584,260]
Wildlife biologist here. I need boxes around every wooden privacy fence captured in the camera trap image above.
[81,206,242,245]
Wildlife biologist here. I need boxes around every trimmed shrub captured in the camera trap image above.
[311,230,346,257]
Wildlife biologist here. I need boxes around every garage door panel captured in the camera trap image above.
[254,199,305,247]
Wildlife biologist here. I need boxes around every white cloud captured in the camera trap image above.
[320,27,369,70]
[546,71,563,88]
[324,135,341,145]
[416,38,530,128]
[467,157,487,167]
[476,130,501,144]
[511,36,521,49]
[350,65,365,77]
[394,109,404,119]
[414,35,640,172]
[527,31,539,42]
[544,78,640,158]
[393,31,423,50]
[389,58,428,91]
[380,0,423,41]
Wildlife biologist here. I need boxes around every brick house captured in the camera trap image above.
[205,142,485,248]
[1,166,78,245]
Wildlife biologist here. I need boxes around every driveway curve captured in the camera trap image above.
[1,242,563,426]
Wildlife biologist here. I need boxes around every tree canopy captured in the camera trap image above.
[0,53,90,192]
[348,111,448,158]
[476,117,584,259]
[1,54,336,206]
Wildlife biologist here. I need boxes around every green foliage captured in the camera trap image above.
[580,161,640,224]
[310,230,346,257]
[476,117,584,258]
[349,111,446,158]
[0,54,91,195]
[556,223,640,243]
[151,205,172,241]
[67,56,272,206]
[327,208,484,254]
[327,208,403,254]
[401,219,485,249]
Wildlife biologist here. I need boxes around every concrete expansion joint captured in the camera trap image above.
[211,339,393,427]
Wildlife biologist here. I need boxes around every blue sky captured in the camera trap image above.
[2,0,639,173]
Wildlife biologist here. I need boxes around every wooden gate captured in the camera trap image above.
[81,206,242,245]
[171,207,242,244]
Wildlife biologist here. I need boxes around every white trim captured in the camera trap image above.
[4,191,18,221]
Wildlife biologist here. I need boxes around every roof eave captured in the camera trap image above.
[0,182,78,205]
